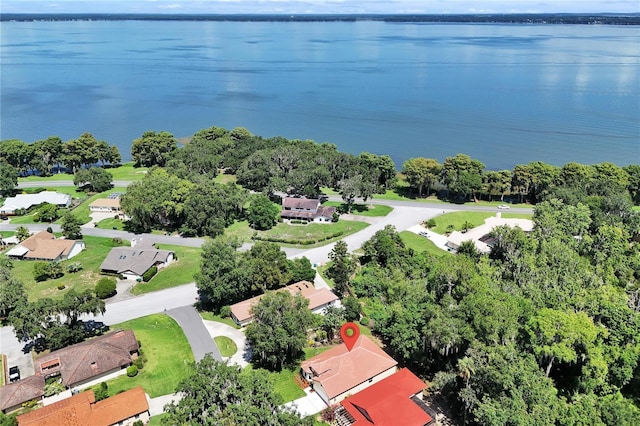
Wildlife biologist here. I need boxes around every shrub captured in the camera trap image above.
[95,277,117,299]
[142,266,157,282]
[67,262,83,273]
[359,316,370,327]
[33,262,51,282]
[94,382,109,401]
[133,357,144,370]
[332,212,340,222]
[220,306,231,318]
[126,365,138,377]
[425,218,436,229]
[43,380,65,397]
[111,237,123,246]
[46,226,53,234]
[133,421,144,426]
[57,284,66,290]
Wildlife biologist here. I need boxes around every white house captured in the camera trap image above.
[89,198,122,213]
[0,191,71,215]
[446,215,534,254]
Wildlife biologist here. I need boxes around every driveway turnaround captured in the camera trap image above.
[202,321,250,367]
[284,388,327,417]
[166,306,222,362]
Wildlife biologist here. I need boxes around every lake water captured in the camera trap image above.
[1,20,639,170]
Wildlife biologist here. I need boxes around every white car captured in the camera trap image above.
[498,204,510,209]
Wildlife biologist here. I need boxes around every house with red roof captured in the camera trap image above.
[16,386,149,426]
[230,281,339,326]
[300,335,398,406]
[335,368,436,426]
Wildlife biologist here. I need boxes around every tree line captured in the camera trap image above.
[402,154,640,204]
[325,177,640,424]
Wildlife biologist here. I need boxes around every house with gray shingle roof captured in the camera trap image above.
[0,375,45,414]
[35,330,139,389]
[100,242,174,281]
[281,197,336,223]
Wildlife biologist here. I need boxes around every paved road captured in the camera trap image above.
[166,306,222,362]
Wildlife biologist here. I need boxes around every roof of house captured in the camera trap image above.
[230,281,339,323]
[16,386,148,426]
[0,192,71,212]
[340,368,433,426]
[0,375,45,412]
[6,231,79,260]
[301,335,398,400]
[88,198,121,208]
[35,330,139,387]
[99,246,174,276]
[447,215,534,253]
[282,198,320,211]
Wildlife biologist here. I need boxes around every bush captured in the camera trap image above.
[67,262,83,273]
[425,218,436,229]
[132,421,144,426]
[57,284,66,290]
[33,262,51,282]
[142,266,157,282]
[95,277,117,299]
[133,357,144,370]
[220,306,231,318]
[94,382,109,401]
[43,380,65,397]
[126,365,138,377]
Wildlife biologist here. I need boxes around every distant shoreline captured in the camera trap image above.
[1,13,639,25]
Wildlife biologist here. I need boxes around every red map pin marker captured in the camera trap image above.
[340,322,360,352]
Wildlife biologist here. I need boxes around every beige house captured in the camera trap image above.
[230,281,339,326]
[89,198,122,213]
[5,231,84,261]
[301,335,398,406]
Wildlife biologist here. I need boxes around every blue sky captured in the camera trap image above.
[2,0,639,14]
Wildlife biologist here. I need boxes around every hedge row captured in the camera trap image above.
[252,231,344,245]
[142,266,157,282]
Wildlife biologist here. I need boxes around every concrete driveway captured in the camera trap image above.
[202,321,250,367]
[0,326,34,381]
[166,306,222,362]
[285,387,327,417]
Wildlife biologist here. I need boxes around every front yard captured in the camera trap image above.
[101,314,194,398]
[130,244,202,295]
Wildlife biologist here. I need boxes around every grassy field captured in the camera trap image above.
[4,235,129,301]
[199,311,241,329]
[130,244,202,295]
[253,220,369,246]
[95,217,124,230]
[18,163,148,183]
[324,202,393,217]
[214,336,237,357]
[103,314,194,398]
[148,414,167,425]
[399,231,451,257]
[430,211,533,234]
[303,345,335,359]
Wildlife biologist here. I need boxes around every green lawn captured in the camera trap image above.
[17,163,147,183]
[199,311,241,329]
[316,264,335,289]
[253,220,369,247]
[95,217,124,230]
[399,231,451,257]
[130,244,202,295]
[324,202,393,217]
[303,345,335,360]
[103,314,194,398]
[4,235,129,301]
[148,414,168,425]
[430,211,533,234]
[633,206,640,212]
[214,336,237,357]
